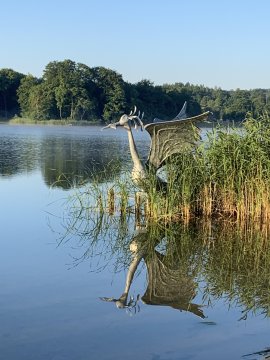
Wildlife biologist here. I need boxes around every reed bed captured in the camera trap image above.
[144,112,270,222]
[62,113,270,223]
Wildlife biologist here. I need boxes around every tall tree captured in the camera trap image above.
[224,89,252,120]
[0,69,25,118]
[17,75,41,117]
[43,60,98,120]
[90,66,126,121]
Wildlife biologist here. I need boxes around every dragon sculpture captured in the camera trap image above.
[102,102,211,189]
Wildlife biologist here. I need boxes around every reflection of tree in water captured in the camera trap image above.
[0,133,125,187]
[57,197,270,320]
[0,136,38,177]
[40,137,124,189]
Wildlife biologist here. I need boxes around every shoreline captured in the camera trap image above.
[0,118,103,126]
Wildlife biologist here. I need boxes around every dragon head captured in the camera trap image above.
[102,106,144,131]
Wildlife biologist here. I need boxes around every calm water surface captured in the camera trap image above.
[0,124,270,360]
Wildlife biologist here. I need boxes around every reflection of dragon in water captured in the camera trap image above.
[100,226,205,318]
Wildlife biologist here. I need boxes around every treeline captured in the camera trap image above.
[1,59,270,122]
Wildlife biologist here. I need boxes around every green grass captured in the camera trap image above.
[8,117,101,126]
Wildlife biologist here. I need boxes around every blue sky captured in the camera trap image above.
[1,0,270,90]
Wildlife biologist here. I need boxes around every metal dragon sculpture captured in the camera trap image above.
[102,102,211,189]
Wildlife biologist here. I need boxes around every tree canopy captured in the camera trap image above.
[1,59,269,122]
[0,68,25,118]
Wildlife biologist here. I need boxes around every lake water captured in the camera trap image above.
[0,124,270,360]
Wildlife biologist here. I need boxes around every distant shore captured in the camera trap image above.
[0,117,103,126]
[0,117,239,127]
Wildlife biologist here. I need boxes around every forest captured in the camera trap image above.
[0,59,270,123]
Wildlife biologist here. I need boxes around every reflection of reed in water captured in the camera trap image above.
[201,221,270,320]
[56,194,270,320]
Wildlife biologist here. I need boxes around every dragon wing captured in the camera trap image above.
[144,111,211,169]
[153,101,188,123]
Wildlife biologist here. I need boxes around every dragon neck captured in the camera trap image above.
[126,126,146,182]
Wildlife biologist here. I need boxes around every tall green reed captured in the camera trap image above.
[202,113,270,221]
[144,112,270,221]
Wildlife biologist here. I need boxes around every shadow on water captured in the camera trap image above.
[243,347,270,360]
[55,193,270,322]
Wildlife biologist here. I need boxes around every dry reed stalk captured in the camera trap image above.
[107,188,115,215]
